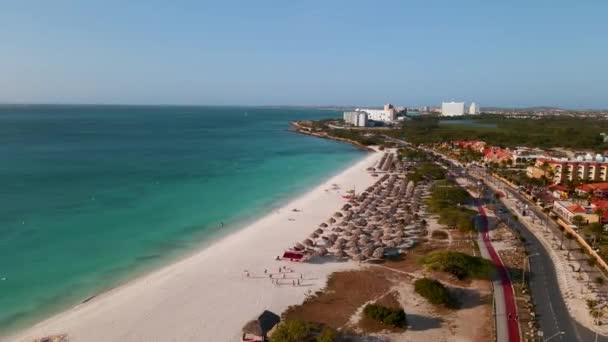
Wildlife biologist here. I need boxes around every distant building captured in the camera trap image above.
[469,102,480,115]
[343,111,368,127]
[355,103,400,122]
[441,102,465,116]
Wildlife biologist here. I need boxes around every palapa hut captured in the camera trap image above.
[315,228,324,234]
[241,310,280,342]
[303,238,314,246]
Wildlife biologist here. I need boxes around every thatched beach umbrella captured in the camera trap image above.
[310,232,319,239]
[315,228,324,234]
[346,240,357,248]
[348,246,360,255]
[353,254,366,262]
[332,227,344,233]
[334,212,343,218]
[316,247,328,256]
[372,247,385,259]
[320,223,328,228]
[294,242,304,250]
[335,250,347,259]
[303,238,314,246]
[328,217,336,224]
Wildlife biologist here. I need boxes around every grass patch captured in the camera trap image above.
[420,250,493,280]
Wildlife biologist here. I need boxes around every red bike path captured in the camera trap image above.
[477,203,521,342]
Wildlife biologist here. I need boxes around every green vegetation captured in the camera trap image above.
[427,180,476,232]
[316,326,338,342]
[363,304,407,328]
[414,277,455,307]
[399,148,428,161]
[408,162,446,182]
[420,250,494,280]
[326,128,383,146]
[270,319,312,342]
[386,115,608,150]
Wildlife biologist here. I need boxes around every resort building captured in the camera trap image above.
[576,183,608,198]
[553,200,599,226]
[548,184,569,200]
[354,104,400,122]
[468,102,480,115]
[483,147,513,164]
[343,111,368,127]
[527,153,608,184]
[452,140,486,153]
[441,102,465,116]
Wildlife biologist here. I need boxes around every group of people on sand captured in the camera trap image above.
[243,266,306,287]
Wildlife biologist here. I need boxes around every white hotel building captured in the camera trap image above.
[343,111,368,127]
[441,102,466,116]
[355,104,398,122]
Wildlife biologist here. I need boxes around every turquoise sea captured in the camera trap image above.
[0,105,365,335]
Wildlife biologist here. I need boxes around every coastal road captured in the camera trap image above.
[470,167,608,342]
[475,199,521,342]
[382,136,604,340]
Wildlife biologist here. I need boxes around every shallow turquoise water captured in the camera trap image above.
[0,105,365,334]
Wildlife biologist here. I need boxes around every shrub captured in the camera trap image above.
[363,304,407,328]
[596,277,605,285]
[431,230,449,240]
[270,319,311,342]
[419,250,493,280]
[414,278,455,307]
[316,326,338,342]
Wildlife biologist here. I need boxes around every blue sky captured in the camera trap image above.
[1,0,607,108]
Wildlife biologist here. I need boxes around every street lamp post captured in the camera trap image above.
[543,331,564,341]
[522,253,540,289]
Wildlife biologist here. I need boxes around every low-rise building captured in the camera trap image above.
[553,200,599,226]
[548,184,569,200]
[452,140,486,153]
[483,147,513,164]
[576,183,608,198]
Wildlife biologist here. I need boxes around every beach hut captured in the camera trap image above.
[241,310,280,342]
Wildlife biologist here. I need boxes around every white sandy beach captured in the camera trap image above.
[9,151,382,342]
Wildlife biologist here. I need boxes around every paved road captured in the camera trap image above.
[470,168,608,342]
[383,137,607,341]
[475,200,521,342]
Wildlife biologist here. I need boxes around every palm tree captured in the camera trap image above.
[572,215,585,230]
[589,222,604,248]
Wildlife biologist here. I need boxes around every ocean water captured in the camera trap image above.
[0,105,365,335]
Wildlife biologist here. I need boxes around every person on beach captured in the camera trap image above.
[292,280,295,286]
[283,273,286,279]
[264,269,267,275]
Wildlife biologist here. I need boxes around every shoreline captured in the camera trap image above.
[8,150,383,342]
[289,121,375,152]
